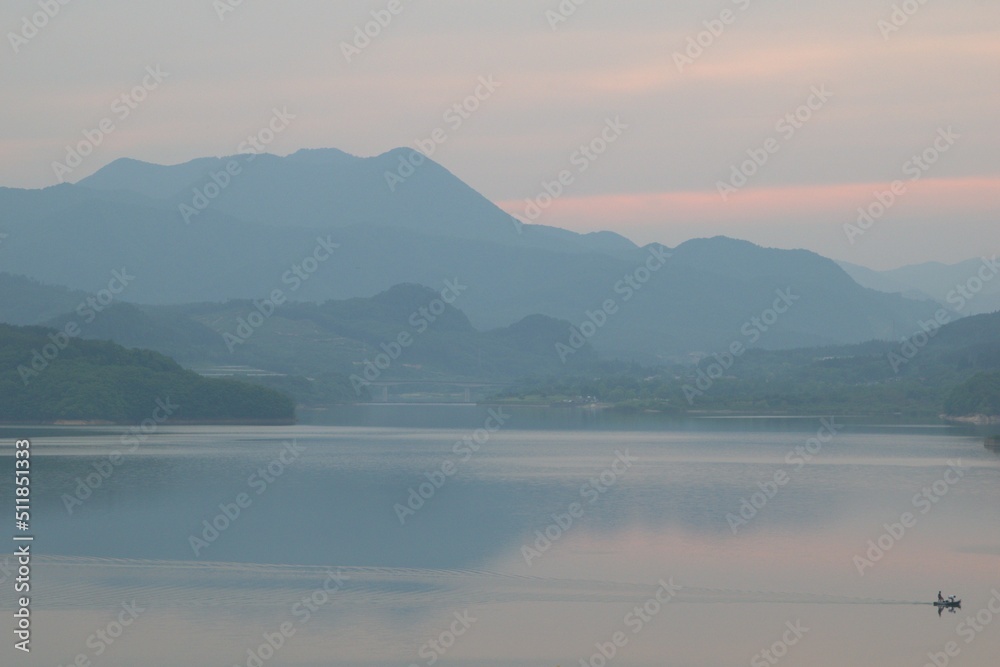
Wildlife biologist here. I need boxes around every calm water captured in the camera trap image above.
[1,407,999,666]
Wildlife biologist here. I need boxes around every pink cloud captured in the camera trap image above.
[498,176,1000,232]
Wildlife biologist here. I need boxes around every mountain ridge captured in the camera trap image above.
[1,149,948,360]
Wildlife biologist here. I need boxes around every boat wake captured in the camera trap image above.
[17,555,927,611]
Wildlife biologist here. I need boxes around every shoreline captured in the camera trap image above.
[0,418,296,427]
[6,404,999,428]
[941,414,1000,425]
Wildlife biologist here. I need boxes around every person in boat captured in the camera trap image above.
[938,591,944,601]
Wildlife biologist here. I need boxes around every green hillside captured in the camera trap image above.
[945,372,1000,419]
[0,324,295,424]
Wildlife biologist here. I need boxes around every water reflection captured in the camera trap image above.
[0,408,998,667]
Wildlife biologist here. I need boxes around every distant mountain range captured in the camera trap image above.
[0,275,597,385]
[838,258,1000,316]
[0,148,969,365]
[500,310,1000,418]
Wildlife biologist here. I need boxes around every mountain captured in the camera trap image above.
[0,273,91,325]
[75,156,232,200]
[839,258,1000,316]
[502,311,1000,417]
[0,149,946,360]
[36,283,597,382]
[0,324,294,424]
[586,236,943,359]
[77,148,638,258]
[837,260,936,302]
[945,372,1000,420]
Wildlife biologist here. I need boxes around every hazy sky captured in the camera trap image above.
[2,0,997,269]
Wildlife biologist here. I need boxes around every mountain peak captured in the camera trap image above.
[287,147,359,164]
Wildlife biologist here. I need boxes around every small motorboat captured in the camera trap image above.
[934,597,961,609]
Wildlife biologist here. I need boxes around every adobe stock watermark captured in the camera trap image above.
[673,0,754,72]
[515,116,628,231]
[8,0,74,55]
[340,0,413,62]
[717,85,833,201]
[232,568,350,667]
[56,600,146,666]
[214,0,247,21]
[52,66,169,182]
[878,0,932,40]
[750,620,810,667]
[726,417,842,534]
[843,126,959,244]
[888,256,999,372]
[349,278,467,394]
[556,245,671,363]
[408,609,477,667]
[385,75,501,192]
[522,449,638,566]
[921,590,1000,667]
[578,578,681,667]
[887,307,951,373]
[189,440,305,556]
[853,460,965,575]
[18,267,135,386]
[545,0,590,30]
[683,288,799,404]
[946,255,1000,313]
[180,107,296,224]
[61,397,178,515]
[222,235,339,352]
[394,408,510,524]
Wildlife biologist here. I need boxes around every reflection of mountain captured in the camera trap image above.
[31,417,861,570]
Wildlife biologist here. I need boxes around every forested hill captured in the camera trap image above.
[0,324,295,424]
[945,372,1000,421]
[498,311,1000,417]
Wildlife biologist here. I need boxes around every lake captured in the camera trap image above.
[1,406,999,666]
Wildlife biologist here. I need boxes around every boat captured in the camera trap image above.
[934,598,961,609]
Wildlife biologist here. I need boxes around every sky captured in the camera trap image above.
[1,0,998,269]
